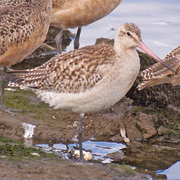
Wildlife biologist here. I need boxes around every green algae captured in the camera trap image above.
[0,134,57,160]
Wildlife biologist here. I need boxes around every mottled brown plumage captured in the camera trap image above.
[0,0,52,111]
[10,44,115,93]
[51,0,122,53]
[137,46,180,90]
[0,0,52,67]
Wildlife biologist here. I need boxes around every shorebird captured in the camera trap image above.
[137,46,180,90]
[8,23,175,161]
[0,0,52,112]
[51,0,122,53]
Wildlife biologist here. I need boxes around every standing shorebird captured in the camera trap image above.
[137,46,180,90]
[51,0,122,53]
[0,0,52,112]
[8,23,175,161]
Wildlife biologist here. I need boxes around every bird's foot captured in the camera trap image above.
[0,106,24,115]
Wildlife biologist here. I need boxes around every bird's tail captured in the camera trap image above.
[7,69,29,87]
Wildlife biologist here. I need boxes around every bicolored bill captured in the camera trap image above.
[138,40,175,73]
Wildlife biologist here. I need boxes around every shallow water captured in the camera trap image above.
[36,140,126,163]
[35,139,180,179]
[66,0,180,59]
[156,161,180,179]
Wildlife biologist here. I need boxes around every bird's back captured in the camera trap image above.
[10,44,115,91]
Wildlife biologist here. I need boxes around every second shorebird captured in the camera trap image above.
[51,0,122,53]
[0,0,52,112]
[137,46,180,90]
[8,23,174,161]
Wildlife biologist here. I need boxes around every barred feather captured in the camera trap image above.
[138,46,180,90]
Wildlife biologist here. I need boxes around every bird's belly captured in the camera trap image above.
[0,22,49,67]
[36,81,126,114]
[51,0,121,28]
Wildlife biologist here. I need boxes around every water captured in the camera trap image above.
[35,139,180,179]
[36,140,126,162]
[157,161,180,179]
[66,0,180,59]
[79,140,126,160]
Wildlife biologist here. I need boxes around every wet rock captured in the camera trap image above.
[95,38,114,46]
[127,141,143,149]
[111,134,124,142]
[103,151,125,162]
[124,115,143,142]
[45,26,74,51]
[136,112,158,139]
[118,110,158,142]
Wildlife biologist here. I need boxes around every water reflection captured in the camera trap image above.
[81,140,126,160]
[36,140,126,161]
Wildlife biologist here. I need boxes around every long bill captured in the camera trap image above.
[138,40,175,73]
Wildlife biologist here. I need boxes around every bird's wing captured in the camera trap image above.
[9,44,115,93]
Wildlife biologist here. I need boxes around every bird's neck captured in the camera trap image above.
[113,42,140,76]
[114,44,137,61]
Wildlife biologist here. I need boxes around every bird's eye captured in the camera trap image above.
[127,32,131,36]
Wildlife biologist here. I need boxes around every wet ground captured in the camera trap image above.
[0,110,147,179]
[0,27,180,179]
[0,91,179,179]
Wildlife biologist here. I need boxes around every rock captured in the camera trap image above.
[157,126,165,136]
[95,38,114,46]
[73,150,92,161]
[103,151,125,162]
[136,113,157,139]
[167,104,180,114]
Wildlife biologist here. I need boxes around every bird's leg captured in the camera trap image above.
[1,67,7,111]
[41,43,56,51]
[74,27,82,49]
[78,113,84,162]
[0,67,23,114]
[55,28,64,54]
